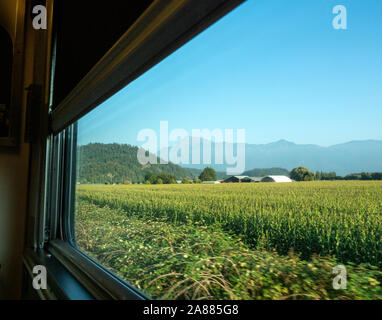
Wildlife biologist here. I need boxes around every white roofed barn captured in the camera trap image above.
[261,175,292,183]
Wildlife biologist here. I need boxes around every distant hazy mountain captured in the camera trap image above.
[171,138,382,176]
[242,167,290,177]
[244,139,382,176]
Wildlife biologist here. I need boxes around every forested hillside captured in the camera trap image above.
[77,143,196,184]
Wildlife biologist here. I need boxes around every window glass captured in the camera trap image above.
[74,1,382,300]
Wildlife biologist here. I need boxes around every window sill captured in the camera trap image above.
[23,247,94,300]
[46,240,148,300]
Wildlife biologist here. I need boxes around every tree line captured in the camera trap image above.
[144,167,217,184]
[290,166,382,181]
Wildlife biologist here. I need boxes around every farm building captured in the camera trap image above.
[223,176,250,183]
[261,175,292,183]
[223,176,263,183]
[223,175,292,183]
[202,181,221,184]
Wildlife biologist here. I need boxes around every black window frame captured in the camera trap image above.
[26,0,245,300]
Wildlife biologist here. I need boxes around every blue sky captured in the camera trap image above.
[78,0,382,147]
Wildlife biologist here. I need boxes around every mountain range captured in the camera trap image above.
[173,139,382,176]
[245,139,382,176]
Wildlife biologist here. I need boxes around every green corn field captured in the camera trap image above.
[75,181,382,299]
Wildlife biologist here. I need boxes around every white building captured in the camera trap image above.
[202,181,221,184]
[261,175,292,183]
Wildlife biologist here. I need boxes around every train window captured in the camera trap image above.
[68,0,382,300]
[73,2,250,299]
